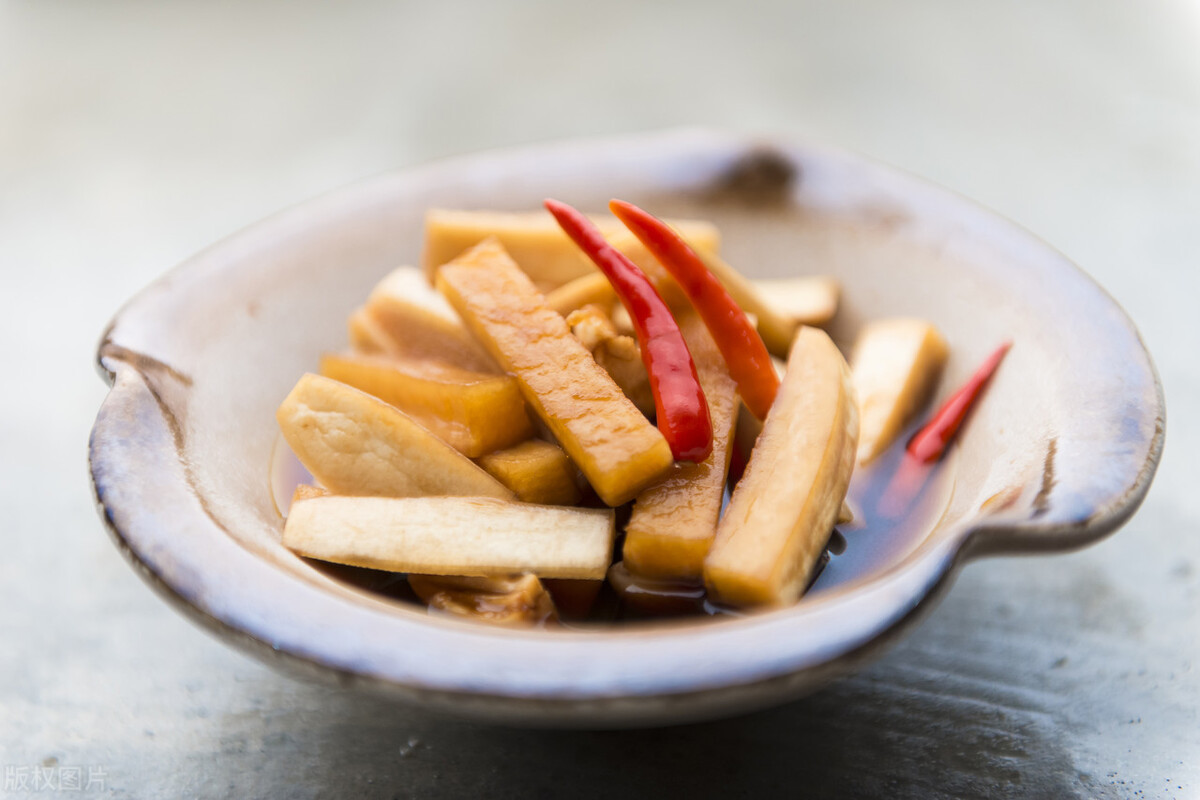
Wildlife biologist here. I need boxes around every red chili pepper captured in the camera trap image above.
[608,199,780,421]
[907,341,1012,463]
[545,199,713,462]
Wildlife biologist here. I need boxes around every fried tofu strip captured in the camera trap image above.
[436,239,674,506]
[544,272,617,317]
[850,318,949,464]
[356,266,495,371]
[704,327,859,607]
[749,276,841,353]
[319,352,532,458]
[622,314,740,581]
[477,439,581,506]
[283,495,615,579]
[276,373,513,499]
[347,306,397,354]
[422,208,721,292]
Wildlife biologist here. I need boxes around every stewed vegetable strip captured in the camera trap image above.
[284,494,615,579]
[476,439,581,506]
[319,352,533,458]
[850,318,949,465]
[435,238,674,506]
[276,373,513,500]
[622,313,740,581]
[704,326,859,607]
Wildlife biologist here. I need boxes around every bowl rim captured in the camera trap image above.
[89,128,1165,725]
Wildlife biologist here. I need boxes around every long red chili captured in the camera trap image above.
[545,199,713,463]
[907,341,1012,463]
[608,199,780,421]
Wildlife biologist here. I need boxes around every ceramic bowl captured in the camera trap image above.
[89,129,1164,727]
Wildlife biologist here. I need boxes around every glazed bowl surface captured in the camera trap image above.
[90,129,1164,726]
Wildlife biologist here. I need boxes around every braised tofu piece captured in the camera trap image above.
[436,239,674,506]
[360,266,495,371]
[319,352,532,458]
[850,318,949,464]
[544,272,617,317]
[422,208,721,291]
[276,373,513,499]
[477,439,581,506]
[283,494,615,579]
[347,306,397,354]
[704,326,859,607]
[408,573,558,626]
[749,275,842,355]
[566,304,654,417]
[622,313,740,581]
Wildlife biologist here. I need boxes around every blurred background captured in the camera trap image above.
[2,1,1197,797]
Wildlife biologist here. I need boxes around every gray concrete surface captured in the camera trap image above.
[2,0,1197,797]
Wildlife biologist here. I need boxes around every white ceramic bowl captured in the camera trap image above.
[89,129,1164,727]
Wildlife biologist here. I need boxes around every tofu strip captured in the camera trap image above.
[436,239,674,506]
[623,313,740,581]
[318,352,533,458]
[422,208,720,291]
[704,326,859,607]
[276,373,513,500]
[850,318,948,464]
[284,495,615,580]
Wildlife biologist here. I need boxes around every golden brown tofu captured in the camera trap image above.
[319,352,532,458]
[622,313,740,581]
[476,439,581,506]
[704,326,859,607]
[544,272,617,317]
[347,306,396,354]
[850,318,949,464]
[749,276,841,354]
[421,208,721,291]
[408,573,558,626]
[282,494,615,579]
[361,266,496,371]
[435,239,674,506]
[276,373,513,499]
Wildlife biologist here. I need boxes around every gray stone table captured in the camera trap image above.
[2,1,1196,797]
